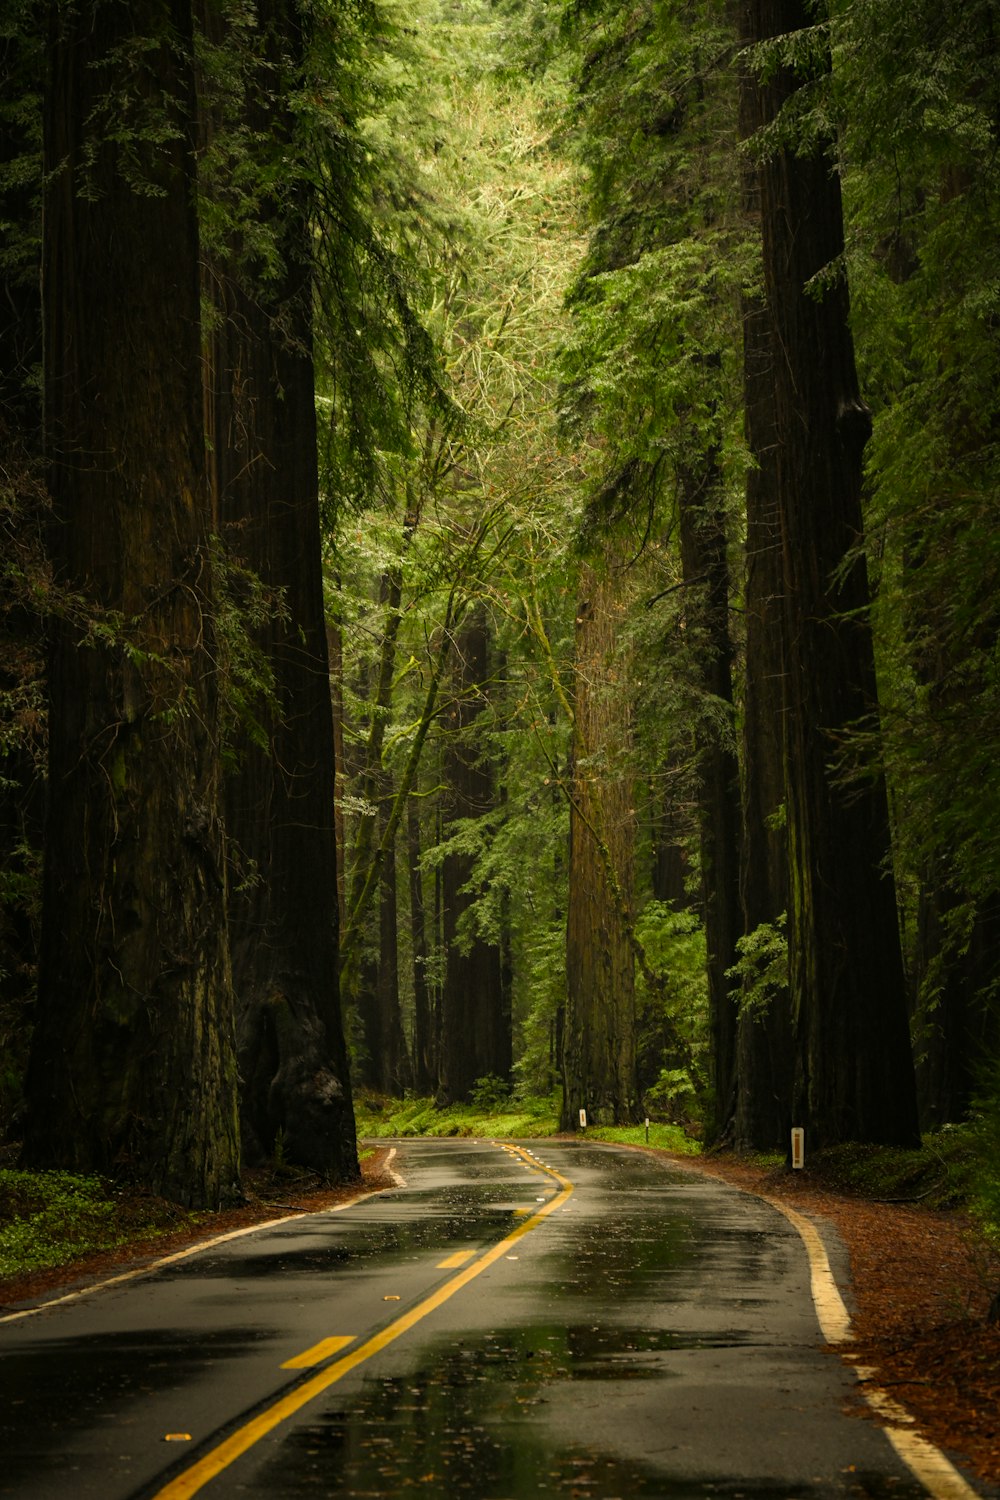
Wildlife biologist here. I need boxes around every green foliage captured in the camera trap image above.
[309,0,457,513]
[802,1133,979,1215]
[468,1073,513,1110]
[558,0,747,518]
[329,0,585,1086]
[969,1066,1000,1245]
[583,1122,701,1155]
[354,1090,560,1139]
[0,1169,179,1280]
[633,901,708,1114]
[727,914,788,1021]
[644,1066,697,1118]
[830,0,1000,1063]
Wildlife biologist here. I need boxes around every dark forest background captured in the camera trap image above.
[2,0,999,1209]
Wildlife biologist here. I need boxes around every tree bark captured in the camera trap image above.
[734,293,794,1150]
[0,7,45,1138]
[561,563,640,1129]
[437,608,509,1103]
[357,775,410,1093]
[677,459,742,1142]
[200,0,356,1178]
[739,0,919,1146]
[23,0,240,1206]
[734,57,794,1153]
[407,788,435,1094]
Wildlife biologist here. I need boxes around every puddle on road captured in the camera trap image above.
[250,1324,927,1498]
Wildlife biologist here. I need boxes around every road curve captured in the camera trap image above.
[0,1139,982,1498]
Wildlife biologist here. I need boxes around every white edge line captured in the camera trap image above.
[0,1147,406,1326]
[582,1142,984,1500]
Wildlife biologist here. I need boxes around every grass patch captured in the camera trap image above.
[583,1122,702,1155]
[353,1097,699,1154]
[0,1169,184,1282]
[355,1092,560,1141]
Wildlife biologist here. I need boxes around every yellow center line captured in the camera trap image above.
[153,1146,573,1500]
[436,1250,477,1269]
[280,1336,355,1370]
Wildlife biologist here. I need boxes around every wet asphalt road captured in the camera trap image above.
[0,1139,943,1499]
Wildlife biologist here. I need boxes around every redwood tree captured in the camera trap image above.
[23,0,239,1206]
[739,0,919,1146]
[437,608,510,1102]
[200,0,357,1178]
[677,457,742,1141]
[734,61,793,1152]
[561,564,641,1129]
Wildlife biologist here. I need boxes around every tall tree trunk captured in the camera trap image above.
[407,788,435,1094]
[740,0,919,1146]
[437,608,509,1102]
[734,297,794,1150]
[357,777,409,1093]
[329,611,348,936]
[734,60,794,1153]
[23,0,239,1206]
[561,563,640,1129]
[0,6,45,1138]
[650,769,695,909]
[200,0,356,1178]
[677,460,742,1142]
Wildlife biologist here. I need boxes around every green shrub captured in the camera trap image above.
[0,1170,122,1279]
[0,1168,186,1281]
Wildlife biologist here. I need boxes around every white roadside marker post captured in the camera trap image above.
[791,1126,805,1170]
[579,1108,587,1130]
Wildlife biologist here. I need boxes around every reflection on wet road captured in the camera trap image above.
[0,1141,956,1498]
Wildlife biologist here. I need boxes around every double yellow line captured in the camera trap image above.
[154,1144,572,1499]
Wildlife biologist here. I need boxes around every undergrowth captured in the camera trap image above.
[800,1130,978,1212]
[353,1093,700,1155]
[0,1169,183,1282]
[583,1122,701,1155]
[355,1091,561,1139]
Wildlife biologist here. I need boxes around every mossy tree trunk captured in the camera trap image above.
[734,65,794,1153]
[23,0,239,1207]
[740,0,919,1147]
[561,564,640,1130]
[199,0,357,1179]
[677,458,742,1142]
[734,294,794,1151]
